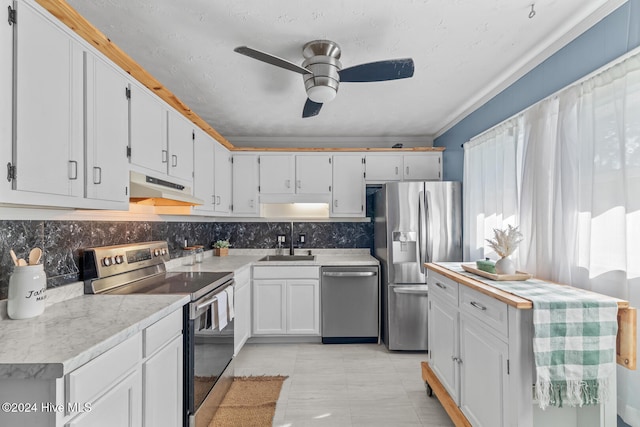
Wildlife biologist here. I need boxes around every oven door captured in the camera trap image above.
[185,280,235,426]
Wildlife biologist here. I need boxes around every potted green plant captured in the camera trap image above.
[213,240,230,257]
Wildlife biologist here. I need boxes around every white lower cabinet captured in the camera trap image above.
[0,308,183,427]
[142,310,183,427]
[459,314,509,427]
[65,369,142,427]
[428,294,458,402]
[252,266,320,336]
[234,269,252,355]
[428,271,508,427]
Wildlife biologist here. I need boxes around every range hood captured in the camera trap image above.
[129,171,203,206]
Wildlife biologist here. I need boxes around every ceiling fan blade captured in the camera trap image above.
[339,58,414,82]
[234,46,311,75]
[302,99,323,118]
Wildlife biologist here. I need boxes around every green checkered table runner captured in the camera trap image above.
[435,263,618,409]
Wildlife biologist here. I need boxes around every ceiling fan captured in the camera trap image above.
[234,40,415,118]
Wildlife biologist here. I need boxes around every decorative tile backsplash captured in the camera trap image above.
[0,220,373,299]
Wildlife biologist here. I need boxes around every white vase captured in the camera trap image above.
[495,257,516,275]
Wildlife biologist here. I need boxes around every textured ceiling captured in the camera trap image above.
[66,0,622,144]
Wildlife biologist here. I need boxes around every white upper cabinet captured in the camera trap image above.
[365,155,403,182]
[403,152,441,181]
[213,143,231,214]
[259,154,332,199]
[295,155,332,194]
[365,152,442,183]
[129,82,194,185]
[84,52,130,206]
[166,110,194,182]
[192,128,215,213]
[129,81,166,176]
[12,0,84,199]
[259,154,295,194]
[331,155,365,217]
[231,154,259,216]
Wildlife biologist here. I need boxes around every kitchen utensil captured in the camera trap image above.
[9,249,18,266]
[17,258,28,266]
[28,247,42,265]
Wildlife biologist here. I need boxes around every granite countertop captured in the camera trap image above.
[0,294,188,380]
[0,248,377,381]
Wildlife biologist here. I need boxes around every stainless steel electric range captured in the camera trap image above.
[82,241,235,427]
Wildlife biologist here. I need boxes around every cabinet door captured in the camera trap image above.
[331,155,365,216]
[252,279,286,334]
[231,155,259,216]
[85,53,129,204]
[259,155,294,194]
[167,110,194,182]
[429,295,459,403]
[143,335,183,427]
[365,155,403,182]
[286,280,320,335]
[14,0,84,198]
[192,129,215,212]
[459,314,509,427]
[214,144,231,214]
[234,280,251,355]
[295,155,332,194]
[129,82,166,174]
[65,370,142,427]
[403,153,441,181]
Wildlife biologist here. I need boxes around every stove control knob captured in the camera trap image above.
[114,255,124,264]
[154,249,161,257]
[102,257,113,267]
[161,248,167,256]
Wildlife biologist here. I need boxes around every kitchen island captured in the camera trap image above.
[422,262,636,427]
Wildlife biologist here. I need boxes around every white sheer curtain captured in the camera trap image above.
[464,52,640,425]
[463,117,522,262]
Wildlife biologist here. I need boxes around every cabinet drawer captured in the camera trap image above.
[459,285,508,337]
[66,333,142,405]
[428,271,459,306]
[144,309,182,357]
[253,266,319,280]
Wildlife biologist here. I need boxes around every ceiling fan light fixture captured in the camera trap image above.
[307,85,337,103]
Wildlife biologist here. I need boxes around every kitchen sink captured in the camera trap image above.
[258,255,316,262]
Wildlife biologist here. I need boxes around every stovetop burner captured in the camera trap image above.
[82,241,233,300]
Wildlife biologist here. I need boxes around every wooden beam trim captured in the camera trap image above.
[230,146,445,152]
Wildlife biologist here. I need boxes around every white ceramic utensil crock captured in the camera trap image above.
[7,264,47,320]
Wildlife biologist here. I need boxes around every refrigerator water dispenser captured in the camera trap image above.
[392,231,417,263]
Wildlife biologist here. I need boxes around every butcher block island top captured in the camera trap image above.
[426,262,636,370]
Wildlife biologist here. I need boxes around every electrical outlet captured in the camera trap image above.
[277,235,286,243]
[299,234,306,244]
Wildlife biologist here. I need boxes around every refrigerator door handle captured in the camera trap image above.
[418,190,427,273]
[425,190,433,263]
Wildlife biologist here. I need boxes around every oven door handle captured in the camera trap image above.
[196,295,217,311]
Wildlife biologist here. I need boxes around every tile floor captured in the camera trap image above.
[234,343,454,426]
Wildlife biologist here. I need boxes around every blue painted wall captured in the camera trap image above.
[435,0,640,182]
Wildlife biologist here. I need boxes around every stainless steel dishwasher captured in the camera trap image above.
[321,266,379,344]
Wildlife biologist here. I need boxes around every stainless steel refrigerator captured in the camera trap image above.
[374,181,462,350]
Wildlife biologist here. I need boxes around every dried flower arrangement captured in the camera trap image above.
[486,225,523,258]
